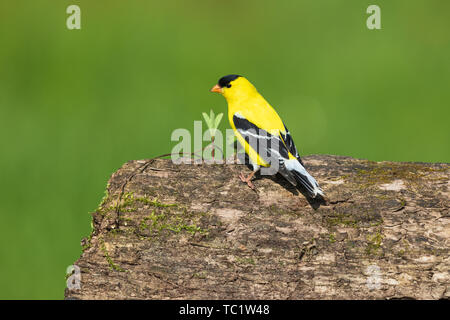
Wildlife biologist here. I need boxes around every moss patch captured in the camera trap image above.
[365,229,383,256]
[351,162,446,188]
[329,233,336,243]
[326,212,359,228]
[235,257,256,265]
[139,209,206,236]
[100,239,126,272]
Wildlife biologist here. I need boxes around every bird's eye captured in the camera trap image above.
[226,84,232,88]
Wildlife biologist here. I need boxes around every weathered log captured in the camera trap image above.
[65,155,449,300]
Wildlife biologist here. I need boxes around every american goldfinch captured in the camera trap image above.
[210,74,324,198]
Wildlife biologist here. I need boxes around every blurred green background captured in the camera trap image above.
[0,0,448,299]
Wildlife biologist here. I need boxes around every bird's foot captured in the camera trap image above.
[239,172,256,190]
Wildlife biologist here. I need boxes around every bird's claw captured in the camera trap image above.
[239,172,256,190]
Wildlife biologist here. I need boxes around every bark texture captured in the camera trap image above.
[65,155,449,300]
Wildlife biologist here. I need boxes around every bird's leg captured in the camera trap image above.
[239,171,257,190]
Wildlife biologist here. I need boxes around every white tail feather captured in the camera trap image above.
[284,159,324,198]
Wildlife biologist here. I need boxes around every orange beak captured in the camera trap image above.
[210,84,222,94]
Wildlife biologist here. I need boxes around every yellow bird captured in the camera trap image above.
[210,74,324,198]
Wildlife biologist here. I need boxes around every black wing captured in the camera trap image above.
[233,113,290,162]
[232,113,298,185]
[280,123,304,166]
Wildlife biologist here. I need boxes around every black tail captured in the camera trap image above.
[291,168,324,198]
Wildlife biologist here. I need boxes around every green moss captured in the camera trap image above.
[96,192,179,217]
[100,239,125,272]
[81,233,93,251]
[370,219,384,227]
[139,209,207,236]
[99,186,110,208]
[192,271,207,279]
[326,208,383,231]
[395,239,411,258]
[135,196,177,208]
[365,229,383,256]
[166,223,203,235]
[97,191,207,240]
[326,213,359,228]
[93,183,115,216]
[65,266,78,281]
[235,257,256,265]
[118,192,178,214]
[352,163,446,188]
[329,233,336,243]
[95,203,116,216]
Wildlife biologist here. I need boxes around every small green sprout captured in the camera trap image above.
[202,109,223,161]
[202,109,223,136]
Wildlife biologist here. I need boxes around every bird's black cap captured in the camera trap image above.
[218,74,241,88]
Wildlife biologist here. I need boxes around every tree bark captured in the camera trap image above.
[65,155,449,300]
